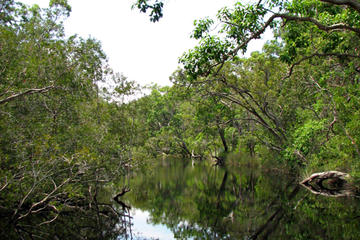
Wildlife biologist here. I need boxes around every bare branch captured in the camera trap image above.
[0,85,55,105]
[38,211,59,226]
[0,176,8,192]
[17,178,70,221]
[13,182,37,220]
[214,92,284,142]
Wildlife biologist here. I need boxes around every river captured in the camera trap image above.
[117,155,360,240]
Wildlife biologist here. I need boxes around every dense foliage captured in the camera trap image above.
[133,0,360,176]
[0,1,137,238]
[1,0,360,239]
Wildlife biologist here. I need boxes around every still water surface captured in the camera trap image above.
[119,156,360,239]
[130,208,176,239]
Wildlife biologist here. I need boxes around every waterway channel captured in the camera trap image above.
[118,155,360,239]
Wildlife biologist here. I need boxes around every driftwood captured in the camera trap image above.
[300,171,354,197]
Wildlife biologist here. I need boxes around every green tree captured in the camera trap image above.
[175,0,360,169]
[132,0,164,22]
[0,1,136,238]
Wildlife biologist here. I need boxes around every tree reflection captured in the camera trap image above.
[124,155,360,239]
[0,184,133,240]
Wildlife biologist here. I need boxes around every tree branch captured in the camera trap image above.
[17,178,70,221]
[230,14,278,57]
[283,52,360,80]
[277,13,360,34]
[0,176,8,192]
[320,0,360,13]
[38,209,59,226]
[0,85,55,105]
[215,92,284,142]
[229,13,360,63]
[204,8,360,81]
[113,186,131,201]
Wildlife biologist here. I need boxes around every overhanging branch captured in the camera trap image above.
[230,12,360,61]
[283,52,360,79]
[320,0,360,13]
[0,85,55,105]
[277,13,360,34]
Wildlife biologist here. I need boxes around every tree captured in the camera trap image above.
[177,1,359,165]
[0,1,136,238]
[136,0,360,174]
[132,0,164,22]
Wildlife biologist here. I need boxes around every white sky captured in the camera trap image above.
[19,0,269,86]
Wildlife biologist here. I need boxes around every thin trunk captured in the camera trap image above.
[218,126,229,153]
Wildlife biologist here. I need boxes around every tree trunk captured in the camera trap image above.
[218,126,229,153]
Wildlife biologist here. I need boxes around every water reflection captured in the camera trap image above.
[122,155,360,240]
[129,208,176,240]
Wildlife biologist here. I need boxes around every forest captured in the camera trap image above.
[1,0,360,239]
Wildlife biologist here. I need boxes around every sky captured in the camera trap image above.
[19,0,269,87]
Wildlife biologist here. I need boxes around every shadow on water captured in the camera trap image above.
[120,154,360,240]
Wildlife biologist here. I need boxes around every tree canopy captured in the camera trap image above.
[1,0,360,239]
[0,1,137,238]
[132,0,360,183]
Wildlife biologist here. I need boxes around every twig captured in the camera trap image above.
[0,176,8,191]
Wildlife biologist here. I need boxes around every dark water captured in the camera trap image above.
[120,156,360,240]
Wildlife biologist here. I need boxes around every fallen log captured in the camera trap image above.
[300,171,354,197]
